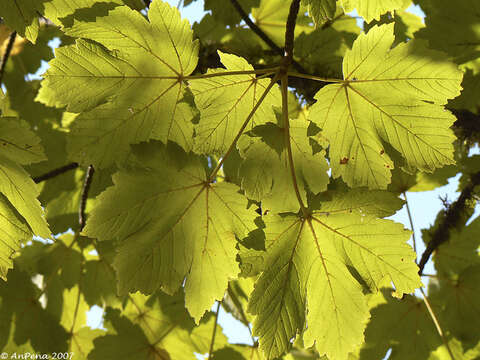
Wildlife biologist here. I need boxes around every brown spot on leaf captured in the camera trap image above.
[380,149,385,155]
[340,157,349,165]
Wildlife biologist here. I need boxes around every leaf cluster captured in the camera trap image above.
[0,0,479,359]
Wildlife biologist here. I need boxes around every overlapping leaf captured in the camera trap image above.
[37,0,199,168]
[359,290,443,360]
[84,143,257,322]
[190,52,281,155]
[0,0,40,43]
[237,117,329,213]
[0,117,51,278]
[302,0,337,25]
[340,0,407,22]
[248,190,421,359]
[309,24,462,189]
[121,291,228,359]
[417,0,480,65]
[0,0,144,43]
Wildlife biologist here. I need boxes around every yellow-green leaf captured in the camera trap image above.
[309,24,462,189]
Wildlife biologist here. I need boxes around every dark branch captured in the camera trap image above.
[143,0,151,7]
[33,162,79,183]
[284,0,300,65]
[229,0,283,54]
[228,0,306,73]
[0,31,17,84]
[451,109,480,142]
[78,165,95,232]
[418,170,480,275]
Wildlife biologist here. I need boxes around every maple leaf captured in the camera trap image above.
[83,143,257,322]
[340,0,407,22]
[0,117,51,278]
[0,0,144,43]
[302,0,337,25]
[237,117,329,213]
[248,190,421,359]
[37,0,199,168]
[309,24,463,189]
[190,52,280,155]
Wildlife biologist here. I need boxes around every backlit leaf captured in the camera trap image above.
[84,143,257,322]
[309,24,462,189]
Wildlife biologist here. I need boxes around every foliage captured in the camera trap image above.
[0,0,479,359]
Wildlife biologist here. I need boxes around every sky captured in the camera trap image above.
[25,0,479,350]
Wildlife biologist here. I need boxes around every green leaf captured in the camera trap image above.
[0,0,39,42]
[238,119,329,213]
[0,195,31,280]
[294,24,358,77]
[204,0,259,26]
[359,290,441,360]
[302,0,337,25]
[190,52,281,155]
[248,191,420,359]
[0,117,46,165]
[0,118,50,239]
[0,0,145,43]
[340,0,407,23]
[84,143,257,322]
[309,24,462,189]
[252,0,313,45]
[432,217,480,277]
[0,268,69,353]
[41,0,145,26]
[416,0,480,65]
[93,292,228,359]
[429,265,480,348]
[89,308,172,360]
[37,1,199,167]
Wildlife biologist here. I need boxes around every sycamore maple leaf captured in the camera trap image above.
[309,24,463,189]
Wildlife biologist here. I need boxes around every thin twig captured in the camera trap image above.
[287,71,343,83]
[33,162,79,183]
[185,68,279,80]
[403,192,417,257]
[228,0,306,73]
[208,302,221,360]
[418,170,480,275]
[78,165,95,232]
[420,288,456,360]
[0,31,17,84]
[280,0,308,217]
[208,72,280,181]
[282,75,308,216]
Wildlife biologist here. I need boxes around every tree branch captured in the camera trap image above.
[33,162,79,183]
[0,31,17,84]
[418,170,480,275]
[78,165,95,232]
[228,0,306,73]
[283,0,300,66]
